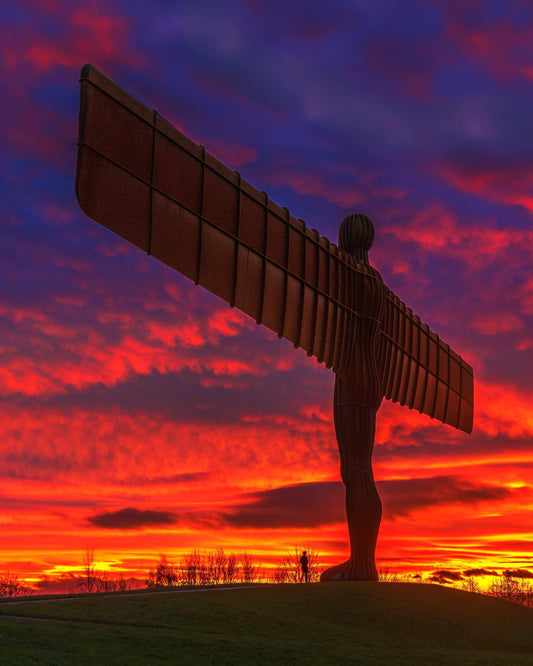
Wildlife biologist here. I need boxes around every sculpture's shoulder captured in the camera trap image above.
[366,263,384,284]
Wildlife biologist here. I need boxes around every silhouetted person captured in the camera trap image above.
[300,550,309,582]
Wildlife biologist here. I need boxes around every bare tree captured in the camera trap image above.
[276,548,300,584]
[179,549,203,586]
[0,572,33,598]
[224,552,238,584]
[146,554,178,588]
[68,548,129,593]
[95,572,129,592]
[240,552,260,583]
[144,549,265,588]
[213,549,226,585]
[199,551,214,585]
[275,546,321,583]
[488,573,533,607]
[176,549,245,586]
[80,547,97,593]
[271,566,289,584]
[461,576,481,594]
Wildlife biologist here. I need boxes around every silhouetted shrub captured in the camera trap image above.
[224,552,238,583]
[240,552,261,583]
[69,548,131,593]
[146,554,179,588]
[488,573,533,607]
[164,549,259,586]
[0,572,33,597]
[378,568,399,583]
[274,546,321,583]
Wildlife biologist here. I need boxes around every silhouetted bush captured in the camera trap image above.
[145,549,262,587]
[487,572,533,607]
[146,554,179,588]
[224,552,238,583]
[0,572,33,598]
[240,552,260,583]
[273,546,321,583]
[378,568,399,583]
[68,548,130,593]
[460,576,481,594]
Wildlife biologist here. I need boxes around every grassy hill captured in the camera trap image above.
[0,583,532,664]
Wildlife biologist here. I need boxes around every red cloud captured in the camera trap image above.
[0,282,272,398]
[375,376,533,457]
[206,309,253,341]
[0,401,338,492]
[381,202,533,272]
[470,313,523,336]
[264,155,404,209]
[438,162,533,214]
[207,139,258,169]
[447,18,533,82]
[1,1,144,167]
[475,381,533,439]
[268,168,367,208]
[0,392,529,582]
[24,6,143,72]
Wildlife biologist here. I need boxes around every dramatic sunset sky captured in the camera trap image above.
[2,0,532,591]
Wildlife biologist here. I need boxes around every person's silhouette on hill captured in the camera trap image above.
[300,551,309,583]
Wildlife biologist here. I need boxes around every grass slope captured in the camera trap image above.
[0,583,532,664]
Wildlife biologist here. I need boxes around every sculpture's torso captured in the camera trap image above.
[335,262,385,410]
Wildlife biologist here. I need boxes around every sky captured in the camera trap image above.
[1,0,532,591]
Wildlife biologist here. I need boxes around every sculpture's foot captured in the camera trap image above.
[320,558,378,582]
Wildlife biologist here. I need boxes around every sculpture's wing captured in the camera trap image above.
[76,65,473,433]
[376,287,474,433]
[76,64,362,373]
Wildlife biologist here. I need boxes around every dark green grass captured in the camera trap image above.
[0,583,532,664]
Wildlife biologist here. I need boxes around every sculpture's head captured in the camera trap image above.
[339,213,375,263]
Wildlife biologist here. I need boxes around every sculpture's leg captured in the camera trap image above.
[321,402,381,582]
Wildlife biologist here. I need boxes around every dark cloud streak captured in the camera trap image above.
[87,507,178,530]
[220,476,513,528]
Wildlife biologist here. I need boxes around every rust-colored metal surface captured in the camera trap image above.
[76,65,474,580]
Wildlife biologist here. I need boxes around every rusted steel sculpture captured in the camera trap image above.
[75,65,474,581]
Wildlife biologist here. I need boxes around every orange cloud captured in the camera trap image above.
[0,285,280,398]
[0,387,529,584]
[474,381,533,439]
[0,401,337,493]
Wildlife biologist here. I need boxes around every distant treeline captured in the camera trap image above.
[145,547,321,588]
[1,548,532,608]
